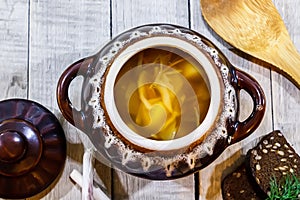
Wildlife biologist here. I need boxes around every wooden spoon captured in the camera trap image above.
[200,0,300,88]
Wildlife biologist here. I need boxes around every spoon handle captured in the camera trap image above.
[275,47,300,87]
[261,38,300,88]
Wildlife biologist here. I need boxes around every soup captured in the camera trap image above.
[114,46,211,140]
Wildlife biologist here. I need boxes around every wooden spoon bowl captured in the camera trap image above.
[200,0,300,88]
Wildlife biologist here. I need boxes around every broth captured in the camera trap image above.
[114,46,211,140]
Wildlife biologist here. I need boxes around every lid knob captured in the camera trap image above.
[0,131,26,163]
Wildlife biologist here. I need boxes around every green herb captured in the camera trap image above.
[266,173,300,200]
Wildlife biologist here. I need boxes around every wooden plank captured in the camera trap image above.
[0,0,28,100]
[27,0,111,199]
[191,0,273,199]
[111,0,195,199]
[272,0,300,153]
[0,1,28,200]
[111,0,190,34]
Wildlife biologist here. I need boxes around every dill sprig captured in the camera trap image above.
[266,173,300,200]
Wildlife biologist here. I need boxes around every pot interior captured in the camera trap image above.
[104,36,221,151]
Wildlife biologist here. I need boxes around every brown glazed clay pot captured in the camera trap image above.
[57,24,265,180]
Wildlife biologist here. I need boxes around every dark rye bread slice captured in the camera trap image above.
[222,163,265,200]
[247,130,300,194]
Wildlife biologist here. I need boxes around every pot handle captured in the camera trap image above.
[230,69,266,144]
[56,57,93,126]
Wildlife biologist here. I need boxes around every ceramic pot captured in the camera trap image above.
[57,24,265,180]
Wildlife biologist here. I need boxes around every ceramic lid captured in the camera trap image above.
[0,99,66,199]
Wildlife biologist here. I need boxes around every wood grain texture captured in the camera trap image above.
[0,0,299,199]
[200,0,300,88]
[191,0,273,199]
[0,2,28,199]
[272,0,300,153]
[28,0,111,199]
[111,0,195,199]
[111,0,190,34]
[0,0,28,100]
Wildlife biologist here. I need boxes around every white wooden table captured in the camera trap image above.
[0,0,299,199]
